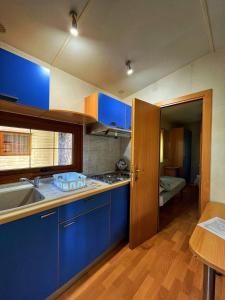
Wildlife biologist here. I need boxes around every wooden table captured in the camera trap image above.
[189,202,225,300]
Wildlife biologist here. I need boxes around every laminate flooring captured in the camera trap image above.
[58,188,225,300]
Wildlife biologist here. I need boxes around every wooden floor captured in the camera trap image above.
[57,189,225,300]
[159,185,199,230]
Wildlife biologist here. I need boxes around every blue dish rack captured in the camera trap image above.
[53,172,87,192]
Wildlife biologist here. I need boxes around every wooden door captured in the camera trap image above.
[130,98,160,249]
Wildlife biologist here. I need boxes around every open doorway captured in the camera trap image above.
[159,100,202,229]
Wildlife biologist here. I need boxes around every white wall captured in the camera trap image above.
[50,68,99,112]
[0,41,101,112]
[124,49,225,203]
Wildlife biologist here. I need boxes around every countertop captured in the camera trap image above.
[0,178,130,225]
[189,201,225,275]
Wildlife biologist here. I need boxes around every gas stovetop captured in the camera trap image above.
[91,172,130,184]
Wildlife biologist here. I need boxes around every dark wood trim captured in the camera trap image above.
[0,98,96,125]
[0,111,83,184]
[0,111,77,133]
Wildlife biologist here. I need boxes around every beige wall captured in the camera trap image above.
[124,49,225,203]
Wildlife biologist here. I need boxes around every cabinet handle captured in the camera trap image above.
[0,93,19,103]
[63,221,76,228]
[40,211,56,219]
[84,198,94,202]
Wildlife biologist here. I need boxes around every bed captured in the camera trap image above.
[159,176,186,207]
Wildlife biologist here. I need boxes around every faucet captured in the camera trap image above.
[20,176,41,188]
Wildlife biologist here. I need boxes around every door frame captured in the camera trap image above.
[155,89,212,213]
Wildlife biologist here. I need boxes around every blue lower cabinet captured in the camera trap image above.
[110,185,130,245]
[59,204,110,286]
[0,209,58,300]
[0,186,130,298]
[59,191,110,222]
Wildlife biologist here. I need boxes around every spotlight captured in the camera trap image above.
[70,10,79,36]
[126,60,133,75]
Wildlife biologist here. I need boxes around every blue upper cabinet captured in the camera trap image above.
[98,93,126,129]
[85,92,132,130]
[0,48,50,110]
[0,209,58,300]
[125,105,132,130]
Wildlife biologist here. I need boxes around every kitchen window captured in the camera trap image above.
[0,112,83,183]
[0,126,73,169]
[0,131,31,156]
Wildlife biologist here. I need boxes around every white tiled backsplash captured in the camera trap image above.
[120,138,131,164]
[83,132,131,175]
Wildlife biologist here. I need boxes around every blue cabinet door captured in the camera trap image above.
[0,209,58,300]
[125,105,132,130]
[59,191,110,222]
[0,48,49,109]
[98,93,126,128]
[59,203,110,286]
[110,185,130,245]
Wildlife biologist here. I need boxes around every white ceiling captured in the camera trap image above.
[0,0,225,98]
[161,100,202,124]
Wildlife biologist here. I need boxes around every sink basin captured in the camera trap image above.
[0,187,45,211]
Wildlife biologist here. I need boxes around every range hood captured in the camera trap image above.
[86,122,131,138]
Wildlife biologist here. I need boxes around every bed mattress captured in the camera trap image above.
[159,176,186,207]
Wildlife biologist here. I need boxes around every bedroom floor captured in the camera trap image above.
[57,187,225,300]
[159,184,199,230]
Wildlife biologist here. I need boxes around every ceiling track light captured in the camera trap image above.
[126,60,133,75]
[70,10,79,36]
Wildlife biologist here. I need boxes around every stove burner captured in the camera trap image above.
[91,172,130,184]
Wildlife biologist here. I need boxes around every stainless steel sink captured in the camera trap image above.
[0,187,45,211]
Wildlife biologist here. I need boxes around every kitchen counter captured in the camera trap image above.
[0,177,130,300]
[0,178,130,225]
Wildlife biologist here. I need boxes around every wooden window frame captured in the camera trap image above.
[0,111,83,184]
[0,131,31,156]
